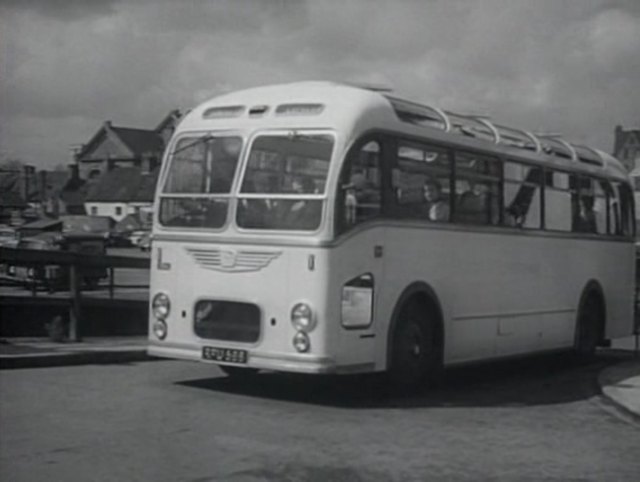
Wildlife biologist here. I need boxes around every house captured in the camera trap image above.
[613,125,640,174]
[57,164,90,215]
[18,218,64,238]
[84,167,159,222]
[28,169,72,217]
[75,110,181,180]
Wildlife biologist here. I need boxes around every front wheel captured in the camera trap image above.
[389,303,441,392]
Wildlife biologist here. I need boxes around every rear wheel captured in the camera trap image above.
[575,295,602,358]
[389,300,441,392]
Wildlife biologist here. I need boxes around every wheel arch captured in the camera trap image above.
[385,281,445,369]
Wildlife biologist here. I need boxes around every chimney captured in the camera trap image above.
[39,170,47,202]
[141,153,152,174]
[22,165,35,204]
[613,125,624,156]
[69,163,79,182]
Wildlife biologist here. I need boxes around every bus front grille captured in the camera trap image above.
[193,300,260,343]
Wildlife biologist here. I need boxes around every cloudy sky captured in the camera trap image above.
[1,0,639,169]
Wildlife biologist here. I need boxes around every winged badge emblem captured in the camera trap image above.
[185,247,282,273]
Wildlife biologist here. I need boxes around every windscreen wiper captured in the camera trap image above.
[171,134,216,155]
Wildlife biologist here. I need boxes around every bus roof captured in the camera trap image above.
[176,81,630,182]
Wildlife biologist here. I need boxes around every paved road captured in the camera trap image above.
[1,352,639,482]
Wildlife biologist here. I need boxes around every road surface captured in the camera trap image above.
[1,352,639,481]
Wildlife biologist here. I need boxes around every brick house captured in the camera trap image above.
[84,167,159,223]
[75,110,181,180]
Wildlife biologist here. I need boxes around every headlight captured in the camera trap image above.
[152,292,171,320]
[291,302,315,332]
[153,320,167,340]
[293,331,310,353]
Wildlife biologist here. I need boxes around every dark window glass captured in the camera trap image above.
[336,141,382,234]
[236,134,332,231]
[504,162,543,229]
[571,176,597,234]
[240,135,332,194]
[453,151,501,225]
[615,181,635,237]
[391,141,450,222]
[159,198,229,229]
[164,136,242,194]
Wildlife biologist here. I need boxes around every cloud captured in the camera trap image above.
[0,0,120,20]
[1,0,639,168]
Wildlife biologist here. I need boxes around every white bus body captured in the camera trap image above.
[148,82,635,381]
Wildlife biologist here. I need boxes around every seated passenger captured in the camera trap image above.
[574,196,597,233]
[456,180,488,224]
[420,179,450,222]
[278,176,321,229]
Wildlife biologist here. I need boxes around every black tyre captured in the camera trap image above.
[389,301,440,392]
[575,295,602,358]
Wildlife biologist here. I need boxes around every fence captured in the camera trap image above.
[0,247,150,341]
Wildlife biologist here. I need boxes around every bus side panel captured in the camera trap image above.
[379,226,635,366]
[326,227,386,372]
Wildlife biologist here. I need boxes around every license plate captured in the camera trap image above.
[202,346,248,364]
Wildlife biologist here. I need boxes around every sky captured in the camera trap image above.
[1,0,639,169]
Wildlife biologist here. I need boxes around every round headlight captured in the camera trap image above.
[293,331,310,353]
[152,292,171,320]
[153,320,167,340]
[291,302,315,332]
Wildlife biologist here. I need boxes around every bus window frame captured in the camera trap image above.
[452,149,503,226]
[234,128,337,235]
[331,128,636,242]
[156,130,246,233]
[334,133,393,237]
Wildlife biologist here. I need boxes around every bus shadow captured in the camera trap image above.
[176,350,634,409]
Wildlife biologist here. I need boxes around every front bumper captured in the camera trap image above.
[148,340,337,374]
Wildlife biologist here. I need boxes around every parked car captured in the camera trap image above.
[0,225,17,247]
[4,232,107,291]
[108,230,133,247]
[128,230,150,247]
[138,232,152,252]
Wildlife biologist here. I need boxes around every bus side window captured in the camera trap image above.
[504,161,542,229]
[544,170,572,232]
[571,175,597,234]
[337,140,382,233]
[391,140,451,221]
[453,151,501,226]
[615,181,635,237]
[606,181,622,236]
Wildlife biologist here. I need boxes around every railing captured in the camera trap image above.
[0,247,150,341]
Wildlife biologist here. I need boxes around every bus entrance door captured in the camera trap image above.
[334,229,386,372]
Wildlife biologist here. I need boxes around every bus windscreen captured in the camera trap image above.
[237,134,333,231]
[159,136,242,229]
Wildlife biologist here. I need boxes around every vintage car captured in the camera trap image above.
[4,232,107,291]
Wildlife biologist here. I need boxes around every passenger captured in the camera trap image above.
[457,179,495,224]
[209,138,242,193]
[421,179,450,222]
[574,196,597,233]
[278,176,320,229]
